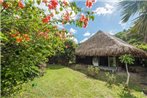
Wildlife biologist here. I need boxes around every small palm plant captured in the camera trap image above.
[119,54,135,86]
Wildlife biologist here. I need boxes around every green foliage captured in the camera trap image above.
[0,32,8,41]
[87,66,100,77]
[136,44,147,52]
[119,54,135,65]
[115,29,144,44]
[119,1,147,42]
[105,72,116,86]
[12,65,146,98]
[50,39,77,65]
[1,0,95,96]
[115,29,147,53]
[74,64,83,70]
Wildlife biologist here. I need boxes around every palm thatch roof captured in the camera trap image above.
[76,30,147,58]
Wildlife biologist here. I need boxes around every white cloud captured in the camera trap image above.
[94,3,114,15]
[69,28,77,34]
[83,32,91,37]
[80,37,88,43]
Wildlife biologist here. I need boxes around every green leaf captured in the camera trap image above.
[90,16,95,21]
[60,7,63,11]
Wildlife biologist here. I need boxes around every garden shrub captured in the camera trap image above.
[49,39,77,65]
[74,64,83,70]
[105,72,116,86]
[38,63,47,76]
[1,1,64,96]
[1,0,95,96]
[87,66,100,77]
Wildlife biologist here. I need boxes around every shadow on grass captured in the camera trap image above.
[47,64,65,70]
[119,90,137,98]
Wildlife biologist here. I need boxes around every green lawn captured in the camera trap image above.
[12,65,146,98]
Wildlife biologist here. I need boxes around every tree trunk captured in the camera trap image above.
[125,63,130,86]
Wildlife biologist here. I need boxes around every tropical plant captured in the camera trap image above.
[1,0,95,96]
[105,72,116,86]
[119,1,147,42]
[49,39,77,65]
[87,66,100,77]
[119,54,135,86]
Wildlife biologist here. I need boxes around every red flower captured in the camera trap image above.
[79,14,89,28]
[16,37,22,43]
[42,16,51,23]
[0,0,3,4]
[83,21,88,28]
[63,11,70,21]
[18,1,24,9]
[48,0,58,10]
[80,14,86,22]
[83,17,89,28]
[86,0,95,8]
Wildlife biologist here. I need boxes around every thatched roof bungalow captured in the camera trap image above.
[75,31,147,69]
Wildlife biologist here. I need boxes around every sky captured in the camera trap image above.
[65,0,135,43]
[37,0,135,43]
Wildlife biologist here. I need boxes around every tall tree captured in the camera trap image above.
[119,1,147,43]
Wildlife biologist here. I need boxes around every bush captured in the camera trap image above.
[38,63,47,76]
[105,72,116,86]
[1,1,64,96]
[87,66,100,77]
[74,64,83,70]
[49,39,77,65]
[1,0,94,96]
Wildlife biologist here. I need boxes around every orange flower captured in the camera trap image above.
[25,37,30,41]
[11,34,17,37]
[23,34,28,37]
[42,0,48,4]
[23,34,30,41]
[18,1,24,9]
[11,32,20,37]
[16,37,22,43]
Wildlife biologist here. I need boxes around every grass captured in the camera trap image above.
[12,65,146,98]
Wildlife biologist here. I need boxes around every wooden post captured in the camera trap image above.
[108,56,110,67]
[97,57,99,66]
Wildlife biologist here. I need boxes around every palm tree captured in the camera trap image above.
[119,1,147,43]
